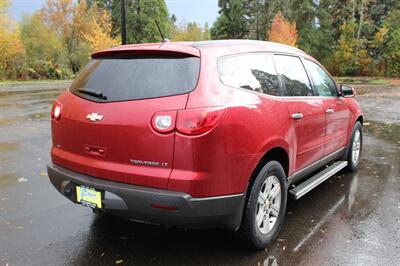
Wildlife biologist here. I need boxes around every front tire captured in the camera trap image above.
[346,121,363,172]
[239,161,287,249]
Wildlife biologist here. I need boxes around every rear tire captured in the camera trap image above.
[346,122,363,172]
[239,161,287,250]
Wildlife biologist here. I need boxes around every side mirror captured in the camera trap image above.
[339,84,356,98]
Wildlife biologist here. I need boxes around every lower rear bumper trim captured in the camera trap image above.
[47,163,245,230]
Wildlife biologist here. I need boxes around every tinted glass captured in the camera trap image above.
[274,55,313,96]
[218,53,280,96]
[304,59,337,96]
[70,56,200,102]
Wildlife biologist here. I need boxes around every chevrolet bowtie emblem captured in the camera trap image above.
[86,113,103,122]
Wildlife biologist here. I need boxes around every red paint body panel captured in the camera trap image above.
[50,41,362,197]
[51,90,188,189]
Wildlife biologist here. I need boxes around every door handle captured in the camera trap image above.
[291,113,303,120]
[326,108,334,114]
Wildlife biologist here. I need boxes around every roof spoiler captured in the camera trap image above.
[92,44,200,58]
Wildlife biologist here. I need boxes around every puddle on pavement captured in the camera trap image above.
[364,120,400,145]
[0,89,59,125]
[0,142,18,152]
[0,173,25,189]
[27,111,51,121]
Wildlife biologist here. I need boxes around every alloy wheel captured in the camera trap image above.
[256,175,281,234]
[352,129,361,165]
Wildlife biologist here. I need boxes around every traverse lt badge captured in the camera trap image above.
[86,113,103,122]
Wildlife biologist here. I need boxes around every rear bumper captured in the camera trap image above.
[47,163,245,230]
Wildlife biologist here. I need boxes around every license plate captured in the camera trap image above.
[76,186,102,209]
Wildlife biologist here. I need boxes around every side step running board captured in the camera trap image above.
[289,161,348,200]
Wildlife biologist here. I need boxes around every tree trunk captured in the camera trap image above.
[357,0,364,42]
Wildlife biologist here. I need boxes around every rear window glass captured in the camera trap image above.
[70,56,200,102]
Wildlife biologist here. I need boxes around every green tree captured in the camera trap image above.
[89,0,170,43]
[383,9,400,76]
[293,0,335,66]
[211,0,252,39]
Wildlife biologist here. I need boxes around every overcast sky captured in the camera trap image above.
[10,0,220,26]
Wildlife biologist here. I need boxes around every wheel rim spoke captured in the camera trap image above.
[270,185,281,199]
[270,204,279,217]
[263,177,272,198]
[258,194,265,204]
[256,209,264,227]
[263,214,270,231]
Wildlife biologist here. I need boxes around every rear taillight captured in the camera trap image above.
[151,107,226,135]
[176,107,226,135]
[151,111,177,134]
[51,101,62,121]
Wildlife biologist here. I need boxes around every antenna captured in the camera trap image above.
[155,20,169,42]
[121,0,126,45]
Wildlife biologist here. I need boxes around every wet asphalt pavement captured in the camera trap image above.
[0,83,399,265]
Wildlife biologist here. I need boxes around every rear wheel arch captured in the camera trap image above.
[248,147,290,190]
[261,147,289,178]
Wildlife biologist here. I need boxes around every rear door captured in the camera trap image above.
[273,54,326,172]
[51,55,200,189]
[303,59,350,156]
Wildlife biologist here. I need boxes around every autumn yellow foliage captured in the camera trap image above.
[0,0,25,79]
[39,0,74,41]
[80,4,119,52]
[0,0,118,80]
[268,12,297,47]
[327,21,374,76]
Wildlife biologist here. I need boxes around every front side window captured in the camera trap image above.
[274,55,313,97]
[218,53,281,96]
[304,59,338,97]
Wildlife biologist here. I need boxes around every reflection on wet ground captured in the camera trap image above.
[0,86,399,265]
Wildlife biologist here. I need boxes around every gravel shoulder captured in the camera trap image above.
[0,80,70,93]
[353,80,400,124]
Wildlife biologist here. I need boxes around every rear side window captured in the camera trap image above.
[218,53,280,96]
[303,59,338,96]
[70,56,200,102]
[274,55,313,97]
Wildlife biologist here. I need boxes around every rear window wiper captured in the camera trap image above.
[77,88,107,100]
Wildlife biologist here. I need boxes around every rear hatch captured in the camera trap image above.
[51,53,200,189]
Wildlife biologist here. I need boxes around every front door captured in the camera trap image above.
[303,59,350,156]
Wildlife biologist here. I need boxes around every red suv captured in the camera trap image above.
[47,40,363,249]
